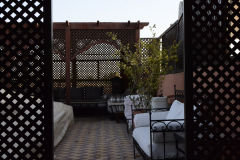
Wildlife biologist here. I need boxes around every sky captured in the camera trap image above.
[53,0,182,38]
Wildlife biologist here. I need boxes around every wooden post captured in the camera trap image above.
[72,59,77,87]
[135,20,140,43]
[65,21,71,104]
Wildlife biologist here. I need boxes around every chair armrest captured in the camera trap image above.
[151,118,184,132]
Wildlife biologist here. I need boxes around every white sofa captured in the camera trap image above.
[132,100,184,159]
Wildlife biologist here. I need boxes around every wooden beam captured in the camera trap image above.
[53,22,149,30]
[135,21,140,42]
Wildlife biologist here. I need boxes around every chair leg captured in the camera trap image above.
[133,140,136,159]
[176,139,179,159]
[126,120,129,133]
[163,132,166,160]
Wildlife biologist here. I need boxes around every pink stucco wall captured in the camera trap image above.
[157,72,184,97]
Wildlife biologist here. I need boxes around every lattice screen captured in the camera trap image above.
[186,0,240,159]
[140,38,155,53]
[53,29,66,88]
[70,29,135,94]
[0,0,52,159]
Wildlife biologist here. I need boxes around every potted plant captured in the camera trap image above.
[108,26,178,109]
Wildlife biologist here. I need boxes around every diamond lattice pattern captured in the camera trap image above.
[52,29,135,94]
[191,0,240,159]
[0,1,51,159]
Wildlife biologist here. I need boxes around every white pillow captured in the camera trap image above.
[152,100,184,143]
[166,100,184,120]
[151,97,168,109]
[134,111,169,128]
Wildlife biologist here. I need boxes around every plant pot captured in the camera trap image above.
[151,96,168,109]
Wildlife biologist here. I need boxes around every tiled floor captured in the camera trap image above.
[54,116,142,160]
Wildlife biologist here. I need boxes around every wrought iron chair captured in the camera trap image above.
[132,85,184,160]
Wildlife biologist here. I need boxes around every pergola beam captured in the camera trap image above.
[53,21,149,30]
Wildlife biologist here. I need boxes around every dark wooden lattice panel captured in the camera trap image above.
[52,23,148,102]
[140,38,155,53]
[0,0,52,160]
[53,30,65,58]
[70,29,135,92]
[140,38,161,61]
[76,44,120,60]
[53,61,66,79]
[53,81,66,88]
[185,0,240,159]
[75,61,98,80]
[99,61,120,79]
[53,30,65,88]
[71,29,135,53]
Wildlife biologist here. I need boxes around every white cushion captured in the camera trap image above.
[151,97,168,109]
[166,100,184,120]
[133,127,178,159]
[134,113,149,128]
[151,100,184,142]
[134,111,169,128]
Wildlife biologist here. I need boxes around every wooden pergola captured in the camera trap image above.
[53,21,148,104]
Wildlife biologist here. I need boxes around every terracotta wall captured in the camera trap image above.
[157,72,184,97]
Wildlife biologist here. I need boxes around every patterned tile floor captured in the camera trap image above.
[54,116,143,160]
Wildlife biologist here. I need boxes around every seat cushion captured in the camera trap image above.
[132,127,178,159]
[133,111,176,143]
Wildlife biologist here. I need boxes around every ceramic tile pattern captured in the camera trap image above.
[54,117,143,160]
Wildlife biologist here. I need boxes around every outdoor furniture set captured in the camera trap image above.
[130,88,185,160]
